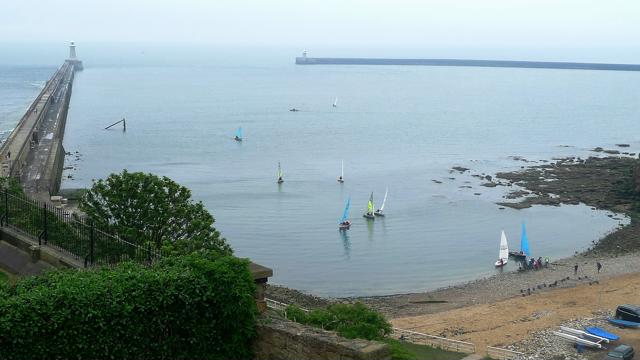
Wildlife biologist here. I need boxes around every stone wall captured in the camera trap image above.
[253,317,390,360]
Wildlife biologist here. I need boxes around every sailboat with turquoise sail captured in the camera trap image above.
[234,127,243,141]
[339,197,351,230]
[277,162,284,184]
[509,222,531,259]
[375,187,388,217]
[363,192,375,219]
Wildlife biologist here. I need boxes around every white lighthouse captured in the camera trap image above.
[68,41,77,60]
[65,41,83,70]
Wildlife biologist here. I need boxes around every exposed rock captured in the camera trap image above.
[616,143,630,147]
[451,166,470,173]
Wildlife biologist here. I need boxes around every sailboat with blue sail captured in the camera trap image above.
[339,197,351,230]
[509,222,531,259]
[234,127,243,141]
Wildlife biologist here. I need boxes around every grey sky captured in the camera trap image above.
[2,0,639,48]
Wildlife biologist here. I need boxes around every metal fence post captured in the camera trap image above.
[3,189,8,226]
[90,223,94,266]
[42,203,48,245]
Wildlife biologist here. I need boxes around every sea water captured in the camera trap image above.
[1,45,638,296]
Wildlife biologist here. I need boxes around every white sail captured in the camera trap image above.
[341,160,344,179]
[333,97,338,107]
[380,187,388,211]
[498,230,509,261]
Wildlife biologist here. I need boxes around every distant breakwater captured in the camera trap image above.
[295,57,640,72]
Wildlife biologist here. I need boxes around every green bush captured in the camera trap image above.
[0,253,257,360]
[285,302,391,341]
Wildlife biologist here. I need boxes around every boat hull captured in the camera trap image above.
[363,213,375,220]
[608,318,640,328]
[495,259,508,267]
[508,251,527,260]
[374,211,384,217]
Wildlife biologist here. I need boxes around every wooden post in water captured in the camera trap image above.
[105,118,126,131]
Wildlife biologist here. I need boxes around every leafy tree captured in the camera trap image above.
[80,170,232,256]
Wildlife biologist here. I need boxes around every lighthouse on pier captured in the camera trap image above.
[66,41,83,71]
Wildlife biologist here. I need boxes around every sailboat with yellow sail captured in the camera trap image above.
[363,192,375,220]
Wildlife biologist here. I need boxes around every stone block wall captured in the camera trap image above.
[253,317,390,360]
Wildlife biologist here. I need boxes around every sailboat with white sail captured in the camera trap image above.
[339,197,351,230]
[333,97,338,108]
[495,230,509,267]
[234,127,243,141]
[363,192,375,219]
[277,162,284,184]
[375,188,388,216]
[337,160,345,183]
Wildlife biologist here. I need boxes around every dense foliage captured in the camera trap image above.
[80,170,232,256]
[0,253,257,360]
[286,302,391,341]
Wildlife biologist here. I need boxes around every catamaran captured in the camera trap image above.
[339,197,351,230]
[337,160,345,183]
[509,222,531,260]
[363,192,375,219]
[333,97,338,108]
[277,162,284,184]
[234,127,243,141]
[375,187,388,216]
[495,230,509,267]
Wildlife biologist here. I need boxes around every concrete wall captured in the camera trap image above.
[253,317,390,360]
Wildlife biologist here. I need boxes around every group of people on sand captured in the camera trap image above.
[518,256,550,271]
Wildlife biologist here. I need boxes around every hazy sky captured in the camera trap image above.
[2,0,639,48]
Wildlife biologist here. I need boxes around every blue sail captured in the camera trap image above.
[339,197,351,223]
[236,127,243,139]
[521,222,531,257]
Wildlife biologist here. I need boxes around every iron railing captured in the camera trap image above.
[0,189,161,267]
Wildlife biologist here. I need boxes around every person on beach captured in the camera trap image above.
[544,257,550,268]
[597,262,602,273]
[574,263,578,275]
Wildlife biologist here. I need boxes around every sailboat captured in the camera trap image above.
[333,97,338,108]
[375,188,388,216]
[363,192,375,219]
[234,127,243,141]
[339,197,351,230]
[495,230,509,267]
[509,222,531,260]
[277,162,284,184]
[337,160,345,183]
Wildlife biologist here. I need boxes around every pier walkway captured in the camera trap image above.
[0,60,78,201]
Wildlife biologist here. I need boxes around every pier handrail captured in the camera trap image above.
[391,327,476,354]
[0,64,64,154]
[0,63,69,176]
[486,346,525,360]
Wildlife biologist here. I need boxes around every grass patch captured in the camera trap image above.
[0,271,7,283]
[385,338,467,360]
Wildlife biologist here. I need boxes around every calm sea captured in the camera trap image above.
[1,45,637,296]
